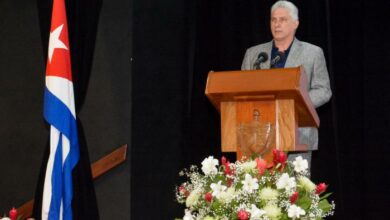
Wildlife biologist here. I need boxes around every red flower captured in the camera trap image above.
[221,156,228,165]
[221,156,234,176]
[178,185,190,197]
[316,183,328,194]
[290,191,299,204]
[226,178,233,187]
[279,152,287,164]
[272,149,287,169]
[9,207,18,220]
[204,192,213,202]
[255,158,267,175]
[237,210,249,220]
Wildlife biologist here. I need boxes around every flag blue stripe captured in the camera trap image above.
[44,87,79,220]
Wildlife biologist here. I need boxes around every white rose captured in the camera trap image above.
[210,180,227,199]
[292,156,308,173]
[276,173,296,191]
[298,176,316,192]
[183,209,194,220]
[186,189,201,207]
[250,204,266,219]
[287,205,306,219]
[239,160,257,172]
[263,204,282,220]
[241,173,259,193]
[259,187,279,201]
[218,187,236,203]
[201,156,219,175]
[203,217,217,220]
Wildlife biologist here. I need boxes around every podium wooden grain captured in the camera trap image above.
[205,67,319,160]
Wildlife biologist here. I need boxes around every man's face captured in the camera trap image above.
[270,8,299,42]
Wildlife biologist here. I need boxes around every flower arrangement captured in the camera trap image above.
[1,207,22,220]
[175,150,335,220]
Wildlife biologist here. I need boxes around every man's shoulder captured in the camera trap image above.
[296,40,323,53]
[245,41,273,53]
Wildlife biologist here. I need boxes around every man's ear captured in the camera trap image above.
[294,20,299,30]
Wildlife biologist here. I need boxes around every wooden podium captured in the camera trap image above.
[205,66,319,161]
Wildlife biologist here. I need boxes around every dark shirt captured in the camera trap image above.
[270,40,294,68]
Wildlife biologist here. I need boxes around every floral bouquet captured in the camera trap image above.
[175,150,335,220]
[1,207,22,220]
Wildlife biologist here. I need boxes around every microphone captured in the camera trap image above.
[253,52,268,70]
[270,52,285,68]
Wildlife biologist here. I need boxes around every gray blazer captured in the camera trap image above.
[241,38,332,150]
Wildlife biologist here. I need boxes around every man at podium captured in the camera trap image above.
[241,0,332,167]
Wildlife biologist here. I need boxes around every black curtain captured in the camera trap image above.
[32,0,102,219]
[132,0,390,219]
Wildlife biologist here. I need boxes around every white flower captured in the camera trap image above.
[218,187,236,203]
[210,180,227,198]
[239,160,257,172]
[250,204,266,219]
[186,188,201,207]
[263,204,282,220]
[276,173,296,191]
[201,156,219,175]
[176,156,335,220]
[298,176,316,192]
[287,205,306,219]
[259,187,279,201]
[1,218,11,220]
[241,173,259,193]
[183,209,194,220]
[292,156,308,173]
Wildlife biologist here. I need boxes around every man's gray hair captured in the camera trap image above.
[271,1,299,21]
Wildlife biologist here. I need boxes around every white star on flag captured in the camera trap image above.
[48,24,68,63]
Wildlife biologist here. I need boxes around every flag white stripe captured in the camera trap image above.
[46,76,76,118]
[42,126,71,220]
[42,126,60,219]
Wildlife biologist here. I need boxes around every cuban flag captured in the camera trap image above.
[41,0,80,219]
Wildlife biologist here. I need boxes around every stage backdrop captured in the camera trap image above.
[132,0,390,219]
[0,0,131,219]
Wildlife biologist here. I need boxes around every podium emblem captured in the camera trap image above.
[237,109,274,158]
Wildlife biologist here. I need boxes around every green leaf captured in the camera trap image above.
[296,194,312,209]
[211,200,219,210]
[251,153,260,159]
[320,192,332,200]
[280,213,289,220]
[318,199,333,213]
